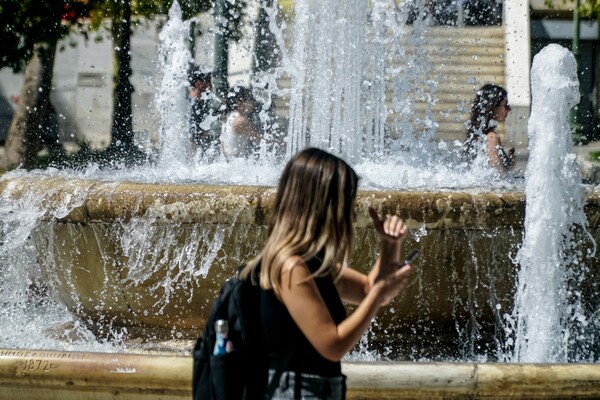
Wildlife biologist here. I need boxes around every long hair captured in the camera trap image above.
[466,84,507,138]
[463,84,507,158]
[241,147,359,295]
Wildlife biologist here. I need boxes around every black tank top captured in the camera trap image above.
[260,258,346,377]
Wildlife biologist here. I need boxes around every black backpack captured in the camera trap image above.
[192,267,292,400]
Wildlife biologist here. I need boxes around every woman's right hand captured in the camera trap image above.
[507,147,516,169]
[372,262,413,306]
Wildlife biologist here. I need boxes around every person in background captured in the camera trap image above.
[241,147,414,399]
[220,86,262,160]
[188,68,213,154]
[463,83,515,175]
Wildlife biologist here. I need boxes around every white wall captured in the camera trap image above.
[504,0,532,158]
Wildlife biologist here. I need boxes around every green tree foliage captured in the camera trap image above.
[0,0,88,72]
[578,1,600,19]
[86,0,211,24]
[545,0,600,19]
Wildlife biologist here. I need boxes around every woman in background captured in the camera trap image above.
[463,84,515,175]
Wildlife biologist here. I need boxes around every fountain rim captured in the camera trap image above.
[4,174,600,229]
[0,174,538,230]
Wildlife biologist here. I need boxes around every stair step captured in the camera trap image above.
[433,64,505,74]
[399,53,505,65]
[272,25,507,146]
[416,26,505,39]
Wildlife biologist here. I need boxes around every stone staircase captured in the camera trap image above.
[407,26,506,142]
[273,25,506,145]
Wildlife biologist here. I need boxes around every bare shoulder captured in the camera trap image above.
[231,114,251,131]
[487,131,501,144]
[279,255,311,291]
[282,256,309,276]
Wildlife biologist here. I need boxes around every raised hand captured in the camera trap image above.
[507,147,516,169]
[368,207,408,243]
[368,207,408,282]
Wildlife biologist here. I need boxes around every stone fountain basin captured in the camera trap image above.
[2,174,600,352]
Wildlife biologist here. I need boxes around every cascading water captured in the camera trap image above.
[142,0,508,189]
[285,0,380,161]
[1,0,599,366]
[280,0,509,188]
[508,44,597,362]
[0,171,126,352]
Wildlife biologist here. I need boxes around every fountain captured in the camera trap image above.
[2,1,600,398]
[511,43,598,363]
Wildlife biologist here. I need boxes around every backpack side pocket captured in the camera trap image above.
[209,350,245,400]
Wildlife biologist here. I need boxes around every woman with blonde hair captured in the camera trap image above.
[241,147,414,399]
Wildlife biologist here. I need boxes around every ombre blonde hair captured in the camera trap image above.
[241,147,359,295]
